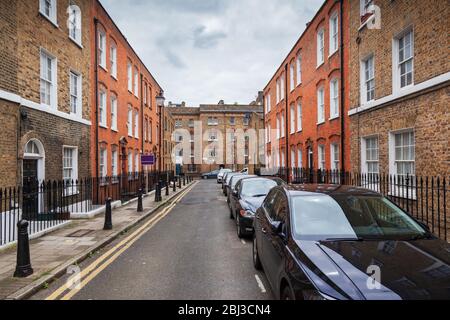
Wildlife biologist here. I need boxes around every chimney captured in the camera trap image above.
[181,101,186,107]
[218,100,225,105]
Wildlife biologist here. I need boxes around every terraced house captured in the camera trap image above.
[264,0,350,180]
[0,0,92,189]
[348,0,450,177]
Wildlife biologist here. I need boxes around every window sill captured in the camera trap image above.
[111,74,118,81]
[99,65,108,73]
[329,115,339,121]
[317,121,325,126]
[296,82,302,88]
[111,128,118,132]
[316,62,324,69]
[99,124,108,129]
[39,11,59,28]
[297,129,302,133]
[328,50,338,59]
[69,37,83,49]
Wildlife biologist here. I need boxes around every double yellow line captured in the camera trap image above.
[45,181,198,301]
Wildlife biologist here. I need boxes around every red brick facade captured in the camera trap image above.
[90,1,162,178]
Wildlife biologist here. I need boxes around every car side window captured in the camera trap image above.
[274,193,288,223]
[263,190,278,220]
[235,181,241,195]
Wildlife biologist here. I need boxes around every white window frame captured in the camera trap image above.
[127,61,133,92]
[127,106,133,137]
[135,151,139,173]
[100,148,107,178]
[128,151,133,174]
[68,5,82,46]
[317,87,325,124]
[280,113,285,138]
[290,104,295,134]
[69,70,82,117]
[62,146,78,194]
[317,28,325,67]
[134,67,139,97]
[207,117,218,126]
[361,54,375,103]
[330,143,340,170]
[297,149,303,168]
[329,13,339,56]
[111,149,118,177]
[276,115,280,140]
[266,93,271,113]
[297,100,302,132]
[361,135,380,191]
[330,78,339,119]
[110,44,117,78]
[318,145,325,170]
[280,73,285,101]
[99,90,107,128]
[98,30,106,69]
[40,49,57,109]
[296,54,302,86]
[291,148,296,169]
[134,110,139,138]
[290,63,295,92]
[39,0,57,26]
[393,28,414,92]
[110,94,117,131]
[276,78,280,104]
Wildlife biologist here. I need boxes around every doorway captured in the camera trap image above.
[22,159,39,219]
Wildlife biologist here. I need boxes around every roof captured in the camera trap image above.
[282,184,381,196]
[166,104,263,115]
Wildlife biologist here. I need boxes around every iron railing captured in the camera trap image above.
[274,168,449,241]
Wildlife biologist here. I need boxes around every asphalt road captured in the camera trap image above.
[45,179,273,300]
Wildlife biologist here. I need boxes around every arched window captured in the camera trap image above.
[68,5,82,45]
[25,141,41,156]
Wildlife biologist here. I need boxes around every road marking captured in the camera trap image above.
[254,274,267,293]
[241,239,246,245]
[45,181,198,301]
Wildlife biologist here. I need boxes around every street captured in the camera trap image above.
[33,180,273,300]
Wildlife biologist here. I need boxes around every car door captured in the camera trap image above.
[263,191,289,290]
[231,180,242,218]
[259,190,279,276]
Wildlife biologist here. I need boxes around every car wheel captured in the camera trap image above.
[281,285,295,301]
[253,235,262,270]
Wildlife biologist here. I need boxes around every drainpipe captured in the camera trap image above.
[284,64,289,183]
[140,74,144,154]
[94,18,99,180]
[339,0,346,173]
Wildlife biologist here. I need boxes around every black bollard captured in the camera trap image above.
[173,177,176,192]
[14,220,33,278]
[166,180,170,196]
[178,176,182,188]
[104,198,113,230]
[137,189,143,212]
[154,182,160,202]
[183,176,186,186]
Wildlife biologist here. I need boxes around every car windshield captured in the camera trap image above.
[241,180,278,197]
[230,175,249,189]
[291,194,428,241]
[226,174,238,184]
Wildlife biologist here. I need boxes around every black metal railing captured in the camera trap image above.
[273,167,449,241]
[0,171,174,246]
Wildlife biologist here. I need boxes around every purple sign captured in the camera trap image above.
[141,154,155,166]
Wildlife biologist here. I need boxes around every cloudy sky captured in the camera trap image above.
[101,0,323,106]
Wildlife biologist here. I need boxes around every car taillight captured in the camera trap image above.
[240,209,246,217]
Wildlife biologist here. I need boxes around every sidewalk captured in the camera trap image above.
[0,180,195,300]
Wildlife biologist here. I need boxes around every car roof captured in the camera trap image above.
[240,176,284,184]
[280,184,382,197]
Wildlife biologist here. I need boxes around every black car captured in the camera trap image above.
[222,172,242,196]
[253,184,450,300]
[202,170,220,179]
[230,177,285,238]
[227,174,256,209]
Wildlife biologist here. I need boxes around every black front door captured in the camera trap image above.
[23,159,39,220]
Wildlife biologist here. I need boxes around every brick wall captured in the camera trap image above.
[0,100,19,188]
[0,0,18,93]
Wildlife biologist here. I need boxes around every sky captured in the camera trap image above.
[101,0,323,106]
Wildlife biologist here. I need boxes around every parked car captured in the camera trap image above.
[230,177,285,238]
[253,184,450,300]
[217,169,232,184]
[222,172,240,196]
[227,174,257,209]
[202,170,220,179]
[225,173,248,198]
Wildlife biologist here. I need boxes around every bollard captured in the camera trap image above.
[178,175,182,188]
[14,220,33,278]
[173,177,176,192]
[157,180,163,202]
[183,176,186,186]
[137,189,143,212]
[154,182,160,202]
[104,198,113,230]
[166,180,170,196]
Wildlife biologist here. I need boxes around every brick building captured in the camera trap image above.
[0,0,92,188]
[167,101,264,175]
[263,0,351,180]
[90,0,162,180]
[348,0,450,177]
[162,106,175,174]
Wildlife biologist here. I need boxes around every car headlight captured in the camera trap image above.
[302,290,336,301]
[239,209,254,218]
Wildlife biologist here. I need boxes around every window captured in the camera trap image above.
[127,106,133,136]
[99,90,107,127]
[330,79,339,118]
[128,151,133,174]
[290,104,295,134]
[363,56,375,102]
[360,0,374,18]
[297,149,303,168]
[331,144,339,170]
[40,0,57,24]
[267,123,271,143]
[393,131,415,176]
[134,67,139,96]
[188,119,194,127]
[276,115,280,139]
[280,73,285,100]
[149,120,152,142]
[364,137,379,174]
[110,95,117,131]
[317,87,325,124]
[68,5,81,45]
[209,130,217,141]
[111,149,118,177]
[40,50,56,107]
[297,100,302,132]
[291,148,296,169]
[100,148,107,178]
[317,29,325,66]
[243,117,249,126]
[207,117,218,126]
[70,71,81,116]
[135,151,139,173]
[63,147,78,186]
[229,117,235,125]
[110,44,117,78]
[144,118,148,141]
[296,54,302,86]
[318,145,325,170]
[329,13,339,55]
[175,120,182,127]
[127,61,132,92]
[280,113,285,138]
[396,30,414,88]
[281,151,285,168]
[276,78,280,104]
[290,63,295,92]
[134,111,139,138]
[265,93,271,113]
[143,83,147,105]
[98,31,106,69]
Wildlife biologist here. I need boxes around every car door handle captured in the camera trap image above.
[261,227,267,234]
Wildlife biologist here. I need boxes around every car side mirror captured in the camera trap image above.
[232,190,238,197]
[271,221,287,240]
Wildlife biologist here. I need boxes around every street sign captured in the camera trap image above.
[141,154,155,166]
